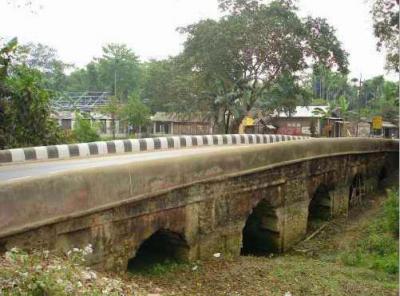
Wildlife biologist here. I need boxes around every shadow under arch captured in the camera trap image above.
[307,184,331,231]
[241,199,280,255]
[349,173,364,208]
[378,166,389,188]
[308,184,331,220]
[127,229,189,272]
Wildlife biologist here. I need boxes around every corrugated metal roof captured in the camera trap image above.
[275,106,329,118]
[382,121,398,128]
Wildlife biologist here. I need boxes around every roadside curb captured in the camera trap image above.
[0,134,309,164]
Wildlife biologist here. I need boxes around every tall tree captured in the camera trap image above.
[16,43,72,91]
[257,73,312,116]
[141,58,203,114]
[372,0,399,72]
[180,0,348,132]
[96,43,141,100]
[66,62,102,92]
[311,64,355,104]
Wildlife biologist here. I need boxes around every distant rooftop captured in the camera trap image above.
[275,105,329,118]
[52,92,110,112]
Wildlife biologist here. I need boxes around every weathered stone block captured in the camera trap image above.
[282,200,309,251]
[330,185,349,217]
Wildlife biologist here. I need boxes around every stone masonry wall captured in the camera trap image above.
[0,150,397,271]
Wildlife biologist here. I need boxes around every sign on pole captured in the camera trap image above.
[372,116,383,130]
[243,116,254,126]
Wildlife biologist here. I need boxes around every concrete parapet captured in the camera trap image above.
[0,134,308,164]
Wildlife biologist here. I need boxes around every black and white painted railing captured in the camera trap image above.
[0,134,309,164]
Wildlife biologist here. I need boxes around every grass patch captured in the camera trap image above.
[128,258,188,276]
[339,188,399,274]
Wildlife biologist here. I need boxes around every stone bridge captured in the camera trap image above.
[0,137,398,271]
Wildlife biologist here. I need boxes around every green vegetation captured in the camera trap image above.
[72,113,100,143]
[0,246,143,295]
[340,188,399,274]
[128,258,188,276]
[99,96,122,139]
[372,0,399,72]
[0,38,65,149]
[66,43,141,101]
[1,0,398,148]
[178,0,348,132]
[128,253,397,296]
[120,93,151,134]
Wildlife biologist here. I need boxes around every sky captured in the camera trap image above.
[0,0,395,80]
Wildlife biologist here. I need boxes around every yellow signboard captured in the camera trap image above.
[242,116,254,127]
[372,116,382,129]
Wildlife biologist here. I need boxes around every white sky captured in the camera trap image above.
[0,0,395,80]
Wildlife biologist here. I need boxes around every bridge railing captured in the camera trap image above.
[0,134,310,164]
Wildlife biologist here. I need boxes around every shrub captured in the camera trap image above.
[0,246,142,295]
[383,188,399,236]
[72,112,100,143]
[340,187,399,274]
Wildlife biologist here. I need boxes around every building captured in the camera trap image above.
[346,119,398,138]
[151,112,214,135]
[52,92,128,138]
[53,111,128,138]
[369,120,399,138]
[381,121,399,138]
[270,105,330,136]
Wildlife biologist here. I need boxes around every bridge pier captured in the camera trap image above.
[330,185,350,216]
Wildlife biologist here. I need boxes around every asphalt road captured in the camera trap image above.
[0,145,249,183]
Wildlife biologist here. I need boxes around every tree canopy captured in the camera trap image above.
[0,0,398,148]
[372,0,399,72]
[178,0,348,131]
[66,43,141,100]
[0,38,64,149]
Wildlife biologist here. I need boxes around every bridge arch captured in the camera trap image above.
[241,198,281,255]
[308,184,331,220]
[127,229,189,271]
[378,166,388,183]
[307,184,331,230]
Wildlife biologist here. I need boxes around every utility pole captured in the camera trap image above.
[114,70,117,97]
[358,73,363,108]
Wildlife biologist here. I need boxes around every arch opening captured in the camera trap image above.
[308,185,331,231]
[241,199,280,256]
[127,229,188,272]
[349,174,364,208]
[378,167,389,188]
[379,167,388,182]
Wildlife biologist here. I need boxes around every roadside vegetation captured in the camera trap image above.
[1,0,398,149]
[339,188,398,274]
[0,246,144,296]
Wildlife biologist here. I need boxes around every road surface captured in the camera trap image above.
[0,145,250,183]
